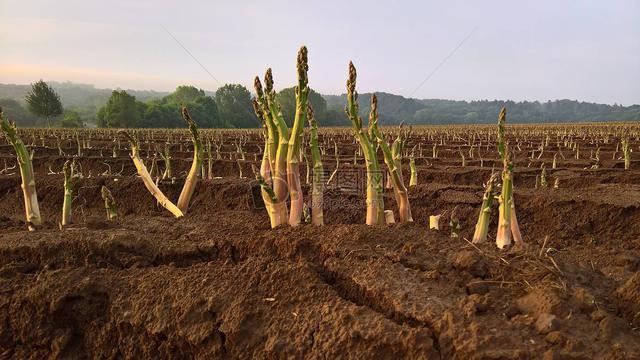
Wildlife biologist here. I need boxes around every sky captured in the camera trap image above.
[1,0,639,105]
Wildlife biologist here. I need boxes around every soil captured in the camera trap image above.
[1,126,639,359]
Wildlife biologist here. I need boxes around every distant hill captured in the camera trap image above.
[1,81,638,127]
[324,93,640,125]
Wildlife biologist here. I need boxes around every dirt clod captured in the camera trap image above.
[450,250,488,277]
[544,331,566,345]
[536,313,560,334]
[517,287,569,318]
[615,272,640,325]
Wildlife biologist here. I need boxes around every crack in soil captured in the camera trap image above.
[217,323,227,355]
[316,261,442,358]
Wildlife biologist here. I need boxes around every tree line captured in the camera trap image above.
[96,85,252,128]
[1,80,638,127]
[325,93,640,125]
[0,81,341,128]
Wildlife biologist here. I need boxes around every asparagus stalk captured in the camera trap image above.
[472,172,497,243]
[409,156,417,187]
[495,107,524,249]
[389,126,406,200]
[622,135,631,170]
[207,140,213,180]
[264,69,290,221]
[254,76,288,227]
[450,206,461,238]
[253,98,284,227]
[370,94,413,223]
[149,154,158,178]
[253,159,285,228]
[251,163,284,227]
[510,195,524,246]
[119,131,184,218]
[160,142,172,179]
[384,210,395,224]
[0,108,41,231]
[176,107,203,213]
[308,105,324,225]
[429,214,441,230]
[540,165,548,188]
[303,203,311,223]
[201,156,206,179]
[304,151,311,185]
[253,168,277,204]
[287,46,309,226]
[101,186,118,221]
[326,141,339,185]
[254,77,278,177]
[391,126,406,185]
[409,144,418,187]
[496,148,514,249]
[61,160,77,228]
[345,62,384,225]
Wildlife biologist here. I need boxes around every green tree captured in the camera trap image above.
[189,96,224,128]
[0,99,37,126]
[140,104,173,128]
[215,84,255,128]
[96,90,144,128]
[164,85,205,104]
[25,80,63,126]
[60,111,85,128]
[275,87,329,127]
[138,86,223,128]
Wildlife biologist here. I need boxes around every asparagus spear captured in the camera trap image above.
[0,108,41,231]
[345,62,384,225]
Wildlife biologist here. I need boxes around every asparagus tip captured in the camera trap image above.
[499,106,507,124]
[347,61,356,92]
[307,104,315,120]
[254,76,263,97]
[252,98,265,127]
[297,46,309,80]
[264,68,274,92]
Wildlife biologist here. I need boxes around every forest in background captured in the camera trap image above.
[1,81,638,128]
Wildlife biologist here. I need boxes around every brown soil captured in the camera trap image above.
[1,126,639,359]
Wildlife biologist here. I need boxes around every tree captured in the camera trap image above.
[275,87,329,127]
[164,85,205,104]
[25,80,63,126]
[215,84,256,128]
[0,99,37,126]
[140,104,173,128]
[159,86,223,128]
[190,96,224,128]
[60,111,85,128]
[137,86,223,128]
[96,90,144,128]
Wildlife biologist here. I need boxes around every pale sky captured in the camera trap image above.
[1,0,639,104]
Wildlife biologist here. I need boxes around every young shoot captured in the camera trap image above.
[101,186,118,221]
[0,108,41,231]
